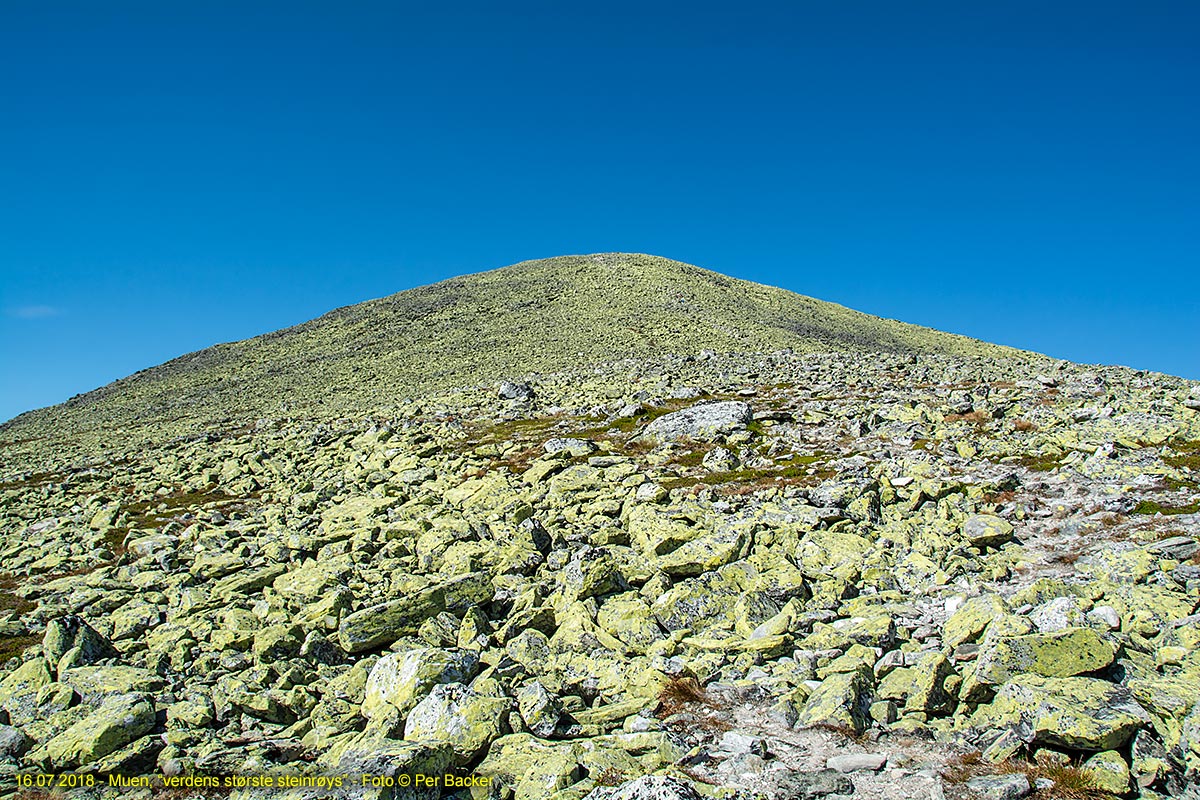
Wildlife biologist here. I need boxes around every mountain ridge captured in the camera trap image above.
[1,253,1033,458]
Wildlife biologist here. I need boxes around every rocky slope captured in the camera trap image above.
[1,253,1017,461]
[1,261,1199,800]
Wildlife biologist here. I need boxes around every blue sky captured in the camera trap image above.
[2,2,1197,422]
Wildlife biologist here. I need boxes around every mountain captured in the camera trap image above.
[2,255,1199,796]
[1,253,1023,456]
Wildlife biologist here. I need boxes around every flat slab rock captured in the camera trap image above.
[826,753,888,772]
[643,400,752,441]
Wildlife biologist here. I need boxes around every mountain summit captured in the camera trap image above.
[2,253,1017,452]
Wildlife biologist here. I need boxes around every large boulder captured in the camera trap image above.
[972,675,1150,750]
[402,682,511,764]
[0,658,53,726]
[795,667,874,734]
[338,585,447,653]
[42,616,119,669]
[973,627,1116,685]
[45,693,155,769]
[643,401,752,441]
[361,647,479,721]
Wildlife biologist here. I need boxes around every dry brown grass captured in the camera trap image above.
[656,676,713,717]
[946,410,992,425]
[941,751,1113,799]
[1013,419,1038,432]
[1049,549,1084,567]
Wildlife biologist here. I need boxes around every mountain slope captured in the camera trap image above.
[1,253,1027,453]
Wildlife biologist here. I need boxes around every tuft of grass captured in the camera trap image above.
[946,410,992,425]
[656,676,713,718]
[1014,453,1064,472]
[1132,499,1200,516]
[1013,419,1038,432]
[1032,764,1114,799]
[942,752,1115,800]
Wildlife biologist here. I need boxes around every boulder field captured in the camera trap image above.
[1,349,1199,799]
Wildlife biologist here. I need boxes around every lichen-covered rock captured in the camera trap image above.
[42,616,118,668]
[1083,750,1132,795]
[584,775,704,800]
[338,585,447,653]
[59,665,164,702]
[944,594,1008,649]
[45,692,155,769]
[403,682,510,764]
[651,570,741,633]
[643,401,752,441]
[973,627,1116,685]
[361,647,480,721]
[655,526,748,577]
[961,515,1015,548]
[0,724,33,759]
[876,651,953,715]
[964,773,1030,800]
[628,505,703,557]
[251,623,304,662]
[597,593,666,653]
[0,658,53,726]
[317,731,455,795]
[516,680,561,737]
[795,667,874,734]
[972,675,1150,750]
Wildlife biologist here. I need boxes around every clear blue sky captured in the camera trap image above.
[2,2,1197,422]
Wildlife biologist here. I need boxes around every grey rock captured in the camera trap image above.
[764,769,854,799]
[643,400,752,441]
[962,515,1015,548]
[719,730,767,756]
[499,381,535,400]
[544,437,598,457]
[585,775,704,800]
[0,724,33,759]
[825,753,887,772]
[965,773,1031,799]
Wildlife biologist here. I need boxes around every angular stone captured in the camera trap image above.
[361,647,479,721]
[826,753,886,772]
[643,400,752,441]
[337,584,446,653]
[627,505,702,557]
[544,437,597,457]
[965,773,1030,800]
[43,616,118,668]
[1082,750,1131,795]
[795,667,874,734]
[584,775,704,800]
[656,527,748,577]
[972,675,1150,750]
[0,658,53,725]
[251,624,304,663]
[962,515,1015,547]
[944,594,1008,649]
[973,627,1116,685]
[402,682,510,764]
[45,693,155,769]
[516,680,561,737]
